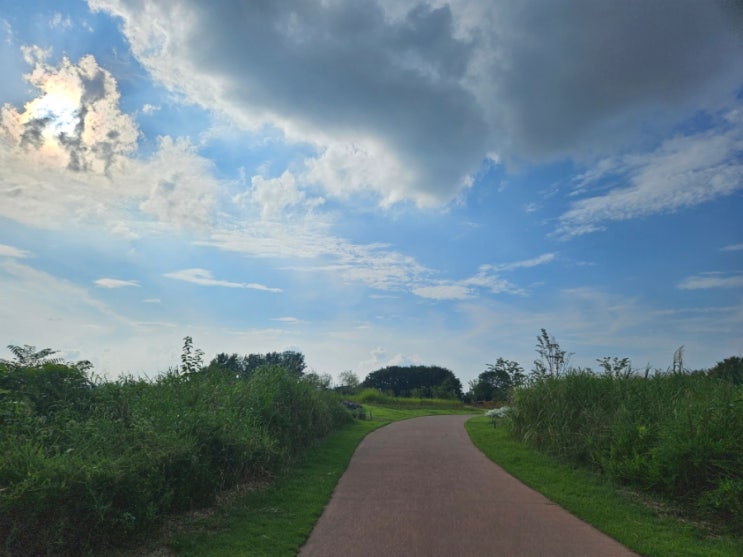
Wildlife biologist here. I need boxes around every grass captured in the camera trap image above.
[129,403,475,556]
[466,416,743,557]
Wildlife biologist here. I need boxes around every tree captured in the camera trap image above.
[304,372,333,390]
[180,336,204,376]
[336,370,361,395]
[533,329,570,378]
[469,358,525,402]
[1,345,63,368]
[361,365,463,399]
[207,350,306,378]
[1,344,91,372]
[708,356,743,385]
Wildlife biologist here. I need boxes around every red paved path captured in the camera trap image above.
[299,415,639,557]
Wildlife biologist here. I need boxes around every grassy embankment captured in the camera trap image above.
[467,370,743,557]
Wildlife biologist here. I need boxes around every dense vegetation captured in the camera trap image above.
[0,343,351,556]
[510,368,743,531]
[496,332,743,534]
[361,364,463,399]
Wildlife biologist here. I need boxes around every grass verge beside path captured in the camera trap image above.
[135,404,474,557]
[466,416,743,557]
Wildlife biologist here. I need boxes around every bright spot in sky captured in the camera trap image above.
[32,91,80,138]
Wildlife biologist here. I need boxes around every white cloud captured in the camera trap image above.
[141,103,160,114]
[235,170,320,219]
[678,273,743,290]
[356,346,422,375]
[495,253,556,272]
[411,253,555,301]
[134,136,218,228]
[0,243,31,258]
[272,316,302,324]
[556,119,743,238]
[164,268,282,292]
[413,284,471,300]
[0,52,220,232]
[142,298,161,304]
[94,278,141,288]
[50,13,73,30]
[721,243,743,252]
[201,223,431,292]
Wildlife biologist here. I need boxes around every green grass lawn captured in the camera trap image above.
[123,404,475,556]
[466,416,743,557]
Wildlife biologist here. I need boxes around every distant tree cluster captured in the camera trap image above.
[361,365,463,399]
[206,350,306,378]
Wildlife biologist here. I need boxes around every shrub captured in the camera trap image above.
[0,361,351,555]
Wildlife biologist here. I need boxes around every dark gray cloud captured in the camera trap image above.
[20,117,50,149]
[184,0,488,197]
[93,0,743,200]
[489,0,743,159]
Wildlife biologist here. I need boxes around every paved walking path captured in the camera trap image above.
[299,415,639,557]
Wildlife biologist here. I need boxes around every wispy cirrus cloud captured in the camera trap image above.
[0,243,31,258]
[556,114,743,238]
[678,273,743,290]
[272,316,303,324]
[94,278,141,288]
[164,268,282,293]
[721,243,743,252]
[413,253,555,301]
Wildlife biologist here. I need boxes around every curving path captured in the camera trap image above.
[299,415,639,557]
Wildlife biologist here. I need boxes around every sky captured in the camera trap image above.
[0,0,741,385]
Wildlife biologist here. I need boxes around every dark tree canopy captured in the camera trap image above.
[207,350,306,378]
[361,365,463,399]
[468,358,525,402]
[708,356,743,385]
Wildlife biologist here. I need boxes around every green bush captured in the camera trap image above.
[0,362,351,555]
[509,370,743,532]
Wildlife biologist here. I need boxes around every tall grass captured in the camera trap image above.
[0,363,351,556]
[509,370,743,531]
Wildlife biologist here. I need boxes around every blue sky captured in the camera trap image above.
[0,0,741,384]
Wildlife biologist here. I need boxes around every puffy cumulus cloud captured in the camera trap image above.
[89,0,743,206]
[556,116,743,238]
[234,170,323,219]
[133,136,218,228]
[0,129,220,231]
[0,54,220,232]
[302,139,419,207]
[0,48,138,174]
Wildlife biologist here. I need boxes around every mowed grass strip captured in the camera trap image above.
[466,416,743,557]
[164,405,475,556]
